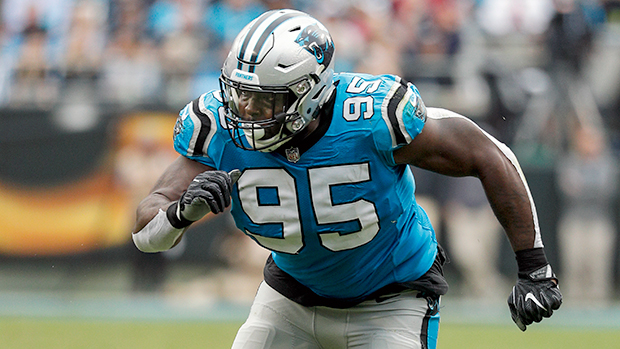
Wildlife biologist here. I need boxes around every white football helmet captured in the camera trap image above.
[219,9,335,152]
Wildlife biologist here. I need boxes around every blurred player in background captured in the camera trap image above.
[132,9,561,348]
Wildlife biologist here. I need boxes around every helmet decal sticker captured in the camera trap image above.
[237,12,300,73]
[237,11,275,70]
[295,24,334,67]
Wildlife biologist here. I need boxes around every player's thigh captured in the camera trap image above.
[231,282,319,349]
[345,291,441,349]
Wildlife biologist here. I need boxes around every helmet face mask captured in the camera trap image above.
[220,9,335,152]
[220,74,312,151]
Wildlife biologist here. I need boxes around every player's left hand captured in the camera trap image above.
[508,264,562,331]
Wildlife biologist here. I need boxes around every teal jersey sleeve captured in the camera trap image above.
[172,90,228,168]
[335,73,426,149]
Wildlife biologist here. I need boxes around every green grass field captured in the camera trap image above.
[2,318,619,349]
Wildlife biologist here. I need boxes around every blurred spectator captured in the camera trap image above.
[556,124,619,303]
[261,0,295,10]
[147,0,205,106]
[475,0,555,37]
[99,1,162,107]
[418,0,462,57]
[64,0,107,80]
[440,123,507,299]
[99,27,162,107]
[443,175,506,299]
[547,0,606,129]
[1,0,72,61]
[60,0,108,114]
[398,0,463,84]
[107,0,147,38]
[354,0,402,76]
[512,0,606,165]
[310,0,398,74]
[546,0,605,73]
[4,0,71,108]
[195,0,267,93]
[10,14,57,107]
[311,3,368,73]
[604,0,620,22]
[203,0,267,52]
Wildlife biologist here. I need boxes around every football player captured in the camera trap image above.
[132,9,561,348]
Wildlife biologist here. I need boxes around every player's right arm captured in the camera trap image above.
[131,156,237,253]
[132,90,242,252]
[133,155,211,233]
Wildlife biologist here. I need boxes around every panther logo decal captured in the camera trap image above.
[173,115,184,137]
[295,24,334,67]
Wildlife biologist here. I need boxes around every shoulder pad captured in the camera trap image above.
[336,73,426,150]
[173,92,221,158]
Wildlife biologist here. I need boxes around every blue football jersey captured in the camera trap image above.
[173,72,438,300]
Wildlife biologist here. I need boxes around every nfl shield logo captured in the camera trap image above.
[285,147,301,163]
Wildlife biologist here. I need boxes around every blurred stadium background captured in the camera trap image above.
[2,0,620,347]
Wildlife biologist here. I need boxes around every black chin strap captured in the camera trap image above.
[274,112,287,124]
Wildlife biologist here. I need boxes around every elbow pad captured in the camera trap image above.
[132,208,185,253]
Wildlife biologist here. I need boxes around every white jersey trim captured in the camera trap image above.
[198,95,218,156]
[395,87,415,144]
[186,93,218,157]
[381,82,402,149]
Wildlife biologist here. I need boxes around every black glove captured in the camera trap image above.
[167,169,241,228]
[508,248,562,331]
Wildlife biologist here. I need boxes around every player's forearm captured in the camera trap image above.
[132,156,210,233]
[481,173,538,251]
[132,192,175,233]
[477,144,542,252]
[131,191,186,253]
